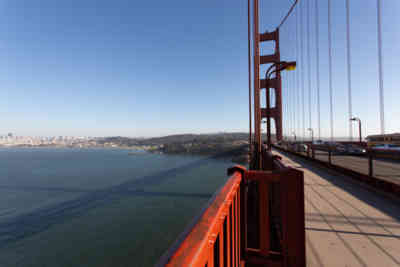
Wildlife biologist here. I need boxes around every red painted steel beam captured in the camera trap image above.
[261,107,279,118]
[260,78,279,89]
[260,54,280,65]
[245,255,284,267]
[260,31,278,42]
[253,0,262,161]
[259,179,270,255]
[244,170,284,182]
[280,168,306,267]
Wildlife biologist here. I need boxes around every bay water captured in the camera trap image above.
[0,147,233,266]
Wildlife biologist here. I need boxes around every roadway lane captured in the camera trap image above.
[311,151,400,185]
[274,150,400,267]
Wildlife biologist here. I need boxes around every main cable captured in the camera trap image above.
[277,0,299,30]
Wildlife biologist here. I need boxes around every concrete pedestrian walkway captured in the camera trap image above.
[275,151,400,266]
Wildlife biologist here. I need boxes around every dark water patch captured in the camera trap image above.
[0,154,224,248]
[0,185,93,194]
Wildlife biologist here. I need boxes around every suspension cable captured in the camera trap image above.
[277,0,299,30]
[346,0,353,141]
[377,0,385,134]
[296,6,300,140]
[300,0,305,141]
[288,24,292,139]
[286,72,290,139]
[293,11,296,140]
[315,0,321,140]
[328,0,334,141]
[285,72,288,139]
[291,67,295,141]
[307,0,312,135]
[291,13,296,141]
[290,80,293,141]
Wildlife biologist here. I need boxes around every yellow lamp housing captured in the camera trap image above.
[284,61,297,71]
[285,64,296,71]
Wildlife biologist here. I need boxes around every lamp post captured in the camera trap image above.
[292,131,297,141]
[264,61,297,150]
[307,128,314,144]
[307,128,314,158]
[350,117,362,144]
[261,119,267,144]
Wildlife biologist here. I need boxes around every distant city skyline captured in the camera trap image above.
[1,131,389,141]
[1,0,399,138]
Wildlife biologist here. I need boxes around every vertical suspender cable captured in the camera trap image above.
[286,73,289,138]
[346,0,353,141]
[291,11,296,141]
[283,51,286,138]
[328,0,334,141]
[283,72,285,138]
[296,7,300,139]
[288,26,292,138]
[293,7,296,139]
[292,68,296,141]
[290,71,292,140]
[288,29,291,139]
[286,73,289,139]
[283,29,286,139]
[307,0,312,134]
[288,76,290,139]
[291,74,294,139]
[285,28,288,139]
[290,67,293,138]
[377,0,385,134]
[284,55,288,139]
[247,0,252,151]
[300,0,305,141]
[293,12,296,139]
[315,0,321,140]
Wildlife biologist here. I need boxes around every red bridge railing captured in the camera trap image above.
[157,153,305,267]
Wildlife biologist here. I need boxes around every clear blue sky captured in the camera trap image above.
[0,0,399,138]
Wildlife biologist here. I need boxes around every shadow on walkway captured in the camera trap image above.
[275,149,400,222]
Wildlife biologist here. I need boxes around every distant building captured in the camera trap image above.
[366,133,400,142]
[366,133,400,147]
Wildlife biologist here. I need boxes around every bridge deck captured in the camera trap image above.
[313,151,400,185]
[275,151,400,267]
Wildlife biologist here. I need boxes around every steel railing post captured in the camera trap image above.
[369,150,374,177]
[328,148,332,165]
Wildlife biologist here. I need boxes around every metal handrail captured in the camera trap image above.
[157,168,243,266]
[157,155,305,267]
